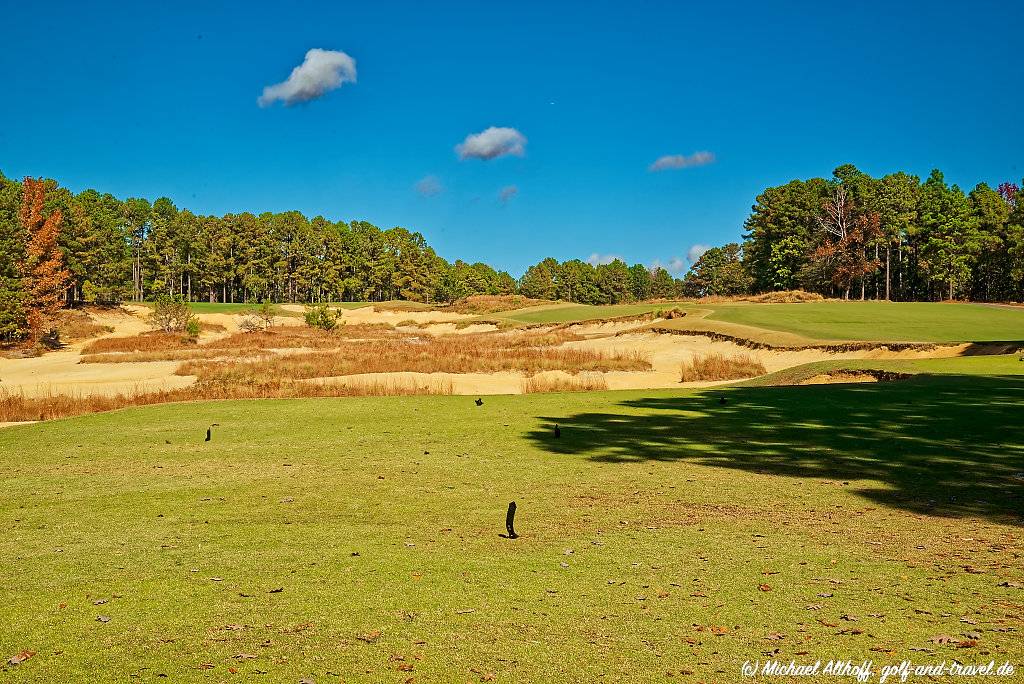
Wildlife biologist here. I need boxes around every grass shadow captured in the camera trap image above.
[527,374,1024,523]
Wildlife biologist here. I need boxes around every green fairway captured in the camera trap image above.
[706,301,1024,343]
[3,380,1023,682]
[496,302,690,324]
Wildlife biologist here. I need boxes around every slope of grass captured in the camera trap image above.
[743,353,1024,386]
[706,301,1024,343]
[3,380,1022,682]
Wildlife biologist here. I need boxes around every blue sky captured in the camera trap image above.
[1,1,1020,276]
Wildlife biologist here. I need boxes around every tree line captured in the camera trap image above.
[3,164,1022,341]
[718,164,1024,302]
[0,171,692,342]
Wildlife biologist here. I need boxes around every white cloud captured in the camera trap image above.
[651,257,688,275]
[258,48,357,107]
[456,127,527,160]
[586,253,622,266]
[648,151,715,172]
[415,175,443,197]
[498,185,519,203]
[687,244,710,263]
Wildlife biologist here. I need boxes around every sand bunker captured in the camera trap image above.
[0,305,997,403]
[800,370,911,385]
[563,332,888,391]
[0,348,196,398]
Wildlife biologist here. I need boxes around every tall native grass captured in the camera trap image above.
[521,373,608,393]
[679,352,767,382]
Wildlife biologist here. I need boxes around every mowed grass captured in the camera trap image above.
[3,379,1023,682]
[496,302,691,325]
[745,353,1024,386]
[706,301,1024,343]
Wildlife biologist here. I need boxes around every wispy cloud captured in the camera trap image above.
[258,48,357,107]
[687,244,710,263]
[415,175,443,197]
[648,151,715,172]
[586,253,622,266]
[498,185,519,203]
[456,127,527,160]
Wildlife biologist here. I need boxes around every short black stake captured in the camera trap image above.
[505,501,519,539]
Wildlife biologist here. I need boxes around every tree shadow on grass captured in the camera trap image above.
[527,375,1024,523]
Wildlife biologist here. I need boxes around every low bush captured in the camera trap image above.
[150,295,198,333]
[304,303,338,331]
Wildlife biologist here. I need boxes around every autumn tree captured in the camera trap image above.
[19,178,71,341]
[809,186,881,299]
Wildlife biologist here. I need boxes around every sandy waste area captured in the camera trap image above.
[0,304,978,411]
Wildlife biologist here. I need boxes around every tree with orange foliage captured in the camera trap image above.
[20,178,71,343]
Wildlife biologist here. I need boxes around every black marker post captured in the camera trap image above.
[505,501,519,539]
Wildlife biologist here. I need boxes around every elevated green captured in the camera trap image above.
[495,302,691,325]
[705,301,1024,343]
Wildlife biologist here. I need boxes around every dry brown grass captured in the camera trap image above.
[696,290,825,304]
[679,352,767,382]
[521,373,608,393]
[0,378,453,423]
[447,294,549,314]
[208,324,402,349]
[55,309,115,342]
[369,300,434,312]
[178,334,649,384]
[80,325,400,359]
[80,349,268,364]
[81,332,198,354]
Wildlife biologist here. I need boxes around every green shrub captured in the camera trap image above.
[304,303,338,331]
